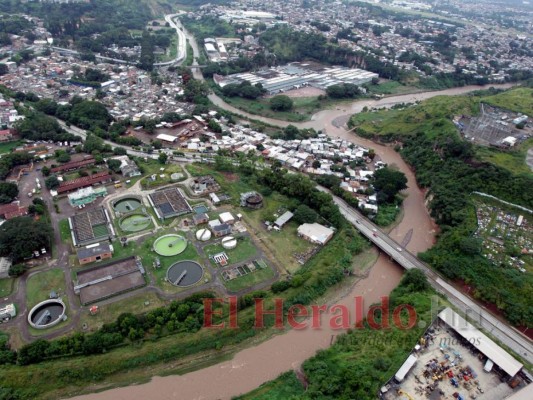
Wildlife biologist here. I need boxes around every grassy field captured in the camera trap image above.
[157,33,178,62]
[223,261,275,292]
[349,94,478,139]
[476,138,533,177]
[139,162,185,190]
[58,218,71,243]
[0,278,14,297]
[0,140,22,154]
[482,87,533,115]
[203,236,258,266]
[26,268,66,309]
[221,96,324,122]
[77,292,167,333]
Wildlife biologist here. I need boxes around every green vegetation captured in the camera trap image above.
[0,278,13,297]
[220,95,323,122]
[203,236,259,266]
[77,292,166,333]
[269,95,293,111]
[0,217,53,262]
[477,87,533,115]
[259,25,399,80]
[235,372,305,400]
[139,162,184,189]
[0,140,22,154]
[180,15,237,42]
[0,181,18,204]
[58,219,72,244]
[224,263,274,292]
[25,268,65,309]
[236,270,435,400]
[348,94,478,141]
[476,139,533,177]
[374,203,401,227]
[0,0,154,54]
[349,87,533,326]
[14,111,79,143]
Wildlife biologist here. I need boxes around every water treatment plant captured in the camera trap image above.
[153,234,188,256]
[119,212,152,232]
[28,299,66,329]
[113,197,143,214]
[166,260,204,287]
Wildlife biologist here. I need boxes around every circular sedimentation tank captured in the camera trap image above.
[153,234,187,256]
[113,197,142,213]
[166,260,204,287]
[119,213,151,232]
[28,299,66,329]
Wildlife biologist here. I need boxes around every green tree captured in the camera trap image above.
[183,79,209,103]
[45,175,60,190]
[270,95,293,111]
[0,182,18,204]
[208,119,222,133]
[107,159,122,173]
[293,204,318,224]
[41,166,51,177]
[158,152,168,164]
[55,151,71,163]
[373,167,407,204]
[83,134,104,153]
[0,217,53,262]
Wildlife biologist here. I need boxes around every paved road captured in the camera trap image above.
[153,13,187,67]
[317,186,533,365]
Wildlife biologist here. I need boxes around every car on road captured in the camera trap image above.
[396,247,402,252]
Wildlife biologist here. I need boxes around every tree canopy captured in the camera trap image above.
[373,167,407,204]
[270,95,293,111]
[0,217,53,262]
[0,182,18,204]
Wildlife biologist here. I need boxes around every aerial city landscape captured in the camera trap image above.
[0,0,531,399]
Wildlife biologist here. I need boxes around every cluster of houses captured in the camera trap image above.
[173,120,384,214]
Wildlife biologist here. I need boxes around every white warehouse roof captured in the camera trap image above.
[438,308,523,377]
[156,133,177,142]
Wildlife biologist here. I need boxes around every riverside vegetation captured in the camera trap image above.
[348,86,533,327]
[235,269,436,400]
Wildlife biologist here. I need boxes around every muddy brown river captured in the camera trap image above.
[71,84,515,400]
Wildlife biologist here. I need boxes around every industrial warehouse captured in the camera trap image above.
[380,308,530,400]
[213,62,379,95]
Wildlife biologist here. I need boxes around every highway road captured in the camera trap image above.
[153,13,187,67]
[318,186,533,366]
[52,13,187,68]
